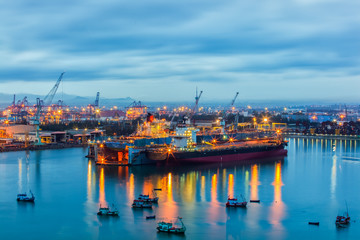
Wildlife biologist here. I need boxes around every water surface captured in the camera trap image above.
[0,138,359,239]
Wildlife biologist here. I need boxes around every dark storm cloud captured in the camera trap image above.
[0,0,359,100]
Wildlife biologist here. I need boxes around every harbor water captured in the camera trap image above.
[0,138,359,239]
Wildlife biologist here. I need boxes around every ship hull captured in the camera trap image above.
[172,147,287,163]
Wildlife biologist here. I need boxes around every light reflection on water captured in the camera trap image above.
[0,139,360,239]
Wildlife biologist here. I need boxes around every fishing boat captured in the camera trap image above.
[157,217,186,234]
[17,191,35,202]
[226,196,247,208]
[138,192,159,203]
[146,215,156,219]
[97,205,119,216]
[132,199,152,208]
[336,203,351,227]
[308,222,320,226]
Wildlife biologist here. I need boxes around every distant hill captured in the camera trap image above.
[0,92,135,108]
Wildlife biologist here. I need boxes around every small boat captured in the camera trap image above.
[97,204,119,216]
[226,195,247,208]
[336,215,350,227]
[336,202,351,227]
[250,200,260,203]
[154,188,162,191]
[132,199,152,208]
[157,217,186,234]
[146,215,156,219]
[308,222,320,225]
[138,192,159,203]
[17,191,35,202]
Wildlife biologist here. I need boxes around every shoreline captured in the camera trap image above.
[283,133,360,140]
[0,143,86,153]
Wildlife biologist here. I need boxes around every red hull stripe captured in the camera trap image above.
[176,149,287,163]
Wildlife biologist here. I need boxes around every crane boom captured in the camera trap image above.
[192,88,203,114]
[43,72,65,106]
[231,92,239,106]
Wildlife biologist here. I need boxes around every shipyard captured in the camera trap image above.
[1,0,359,239]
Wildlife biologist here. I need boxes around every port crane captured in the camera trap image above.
[88,92,100,119]
[231,92,240,129]
[7,95,29,123]
[34,98,43,145]
[191,88,203,115]
[43,72,65,106]
[33,72,65,144]
[231,92,239,108]
[219,92,240,133]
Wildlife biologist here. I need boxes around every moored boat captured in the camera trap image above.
[17,191,35,202]
[226,196,247,208]
[132,199,152,208]
[336,203,351,227]
[157,217,186,234]
[97,205,119,216]
[308,222,320,225]
[138,192,159,203]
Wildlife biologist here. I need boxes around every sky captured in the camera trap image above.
[0,0,359,103]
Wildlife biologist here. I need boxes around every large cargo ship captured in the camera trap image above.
[146,126,287,164]
[90,117,287,166]
[169,139,287,163]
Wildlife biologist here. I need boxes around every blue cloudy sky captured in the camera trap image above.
[0,0,359,102]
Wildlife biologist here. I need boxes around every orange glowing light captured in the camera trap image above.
[211,174,217,202]
[99,167,106,205]
[228,174,234,198]
[250,164,259,200]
